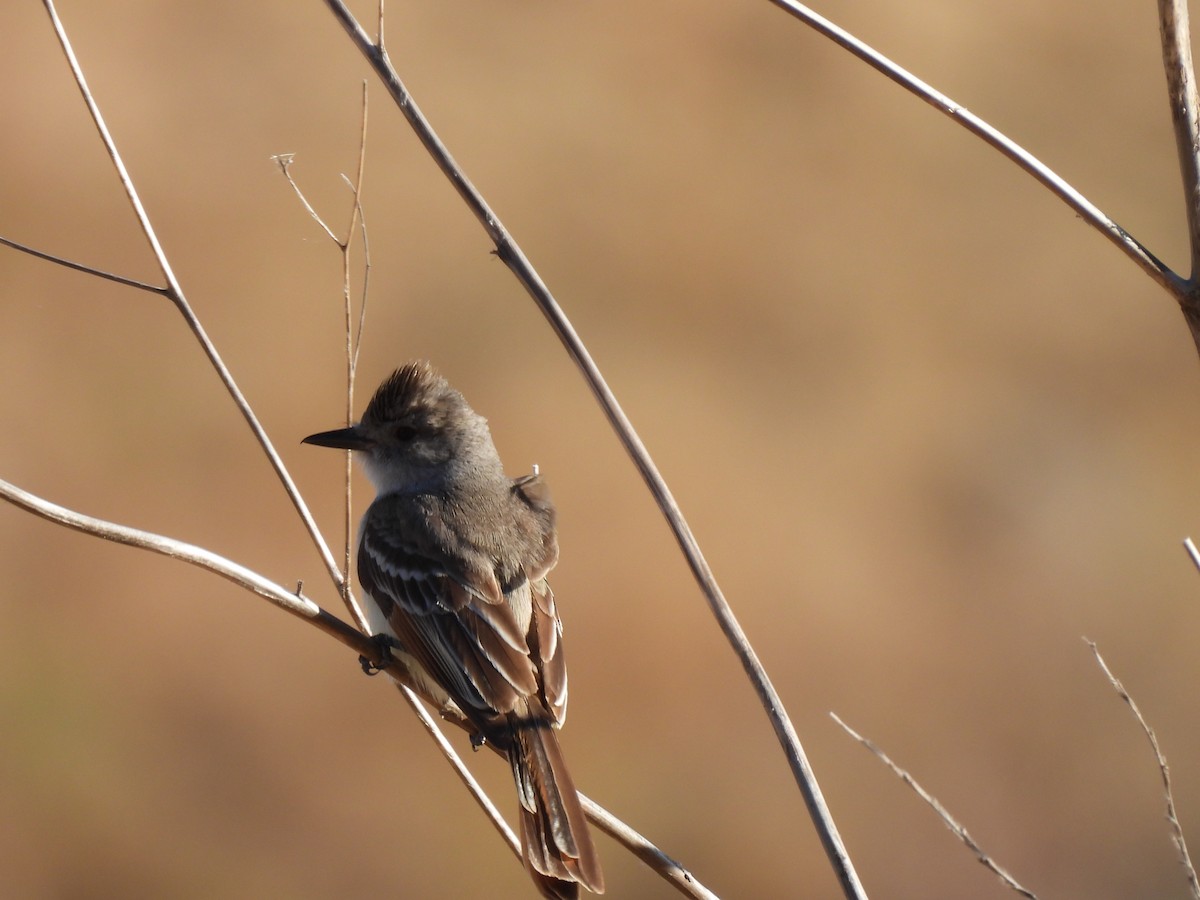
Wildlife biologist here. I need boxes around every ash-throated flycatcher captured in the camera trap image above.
[303,362,603,899]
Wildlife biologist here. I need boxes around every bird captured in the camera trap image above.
[303,361,603,899]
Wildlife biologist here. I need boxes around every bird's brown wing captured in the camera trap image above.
[357,492,539,725]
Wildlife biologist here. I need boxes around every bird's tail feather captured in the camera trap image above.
[510,711,604,898]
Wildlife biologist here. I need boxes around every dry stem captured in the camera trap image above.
[831,713,1037,899]
[1086,640,1200,899]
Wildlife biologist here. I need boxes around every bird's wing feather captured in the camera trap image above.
[358,494,540,720]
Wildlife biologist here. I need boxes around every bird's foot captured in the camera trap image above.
[359,633,401,676]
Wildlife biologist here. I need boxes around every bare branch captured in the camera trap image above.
[340,81,370,615]
[347,81,373,378]
[398,685,522,858]
[317,3,863,895]
[831,713,1038,899]
[1086,640,1200,899]
[1158,0,1200,354]
[581,796,720,900]
[1159,0,1200,281]
[763,0,1182,297]
[0,477,335,638]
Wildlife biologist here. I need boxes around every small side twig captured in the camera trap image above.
[1086,639,1200,899]
[0,234,164,294]
[831,712,1038,900]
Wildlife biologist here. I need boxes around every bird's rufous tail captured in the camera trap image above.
[509,709,604,899]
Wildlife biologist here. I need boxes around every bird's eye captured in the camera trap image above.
[393,424,418,441]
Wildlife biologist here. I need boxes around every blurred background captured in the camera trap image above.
[2,1,1198,897]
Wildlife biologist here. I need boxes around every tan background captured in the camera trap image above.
[2,1,1199,897]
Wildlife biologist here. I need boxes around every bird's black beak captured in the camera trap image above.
[301,425,374,451]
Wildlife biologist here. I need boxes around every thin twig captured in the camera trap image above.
[0,234,165,294]
[401,688,522,858]
[317,3,864,896]
[0,478,339,643]
[340,82,370,616]
[272,154,341,244]
[764,0,1184,301]
[42,0,345,594]
[830,713,1038,900]
[581,796,720,900]
[348,185,371,373]
[1086,640,1200,899]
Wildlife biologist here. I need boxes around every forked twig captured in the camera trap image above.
[318,3,862,896]
[831,713,1038,899]
[1086,640,1200,899]
[272,85,373,629]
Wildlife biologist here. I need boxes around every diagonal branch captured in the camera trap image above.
[582,796,720,900]
[1087,640,1200,899]
[0,234,165,294]
[765,0,1183,299]
[831,713,1038,899]
[318,2,864,897]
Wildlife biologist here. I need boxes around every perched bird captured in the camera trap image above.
[303,361,603,899]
